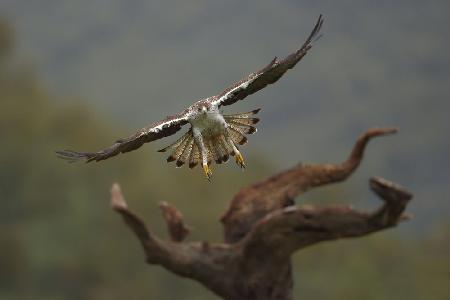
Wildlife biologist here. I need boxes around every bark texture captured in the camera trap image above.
[110,127,412,300]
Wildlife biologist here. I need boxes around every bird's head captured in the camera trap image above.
[196,104,209,115]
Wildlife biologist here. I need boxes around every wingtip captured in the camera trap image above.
[55,149,86,163]
[314,14,324,35]
[317,14,324,25]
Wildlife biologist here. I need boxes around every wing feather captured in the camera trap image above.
[56,112,189,163]
[211,15,323,107]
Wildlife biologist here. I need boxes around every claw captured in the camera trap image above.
[235,153,246,169]
[203,164,213,181]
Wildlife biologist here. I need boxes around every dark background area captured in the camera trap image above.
[1,1,449,299]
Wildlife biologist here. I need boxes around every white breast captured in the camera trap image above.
[190,111,227,137]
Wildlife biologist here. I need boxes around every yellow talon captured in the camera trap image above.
[235,153,246,169]
[203,164,212,181]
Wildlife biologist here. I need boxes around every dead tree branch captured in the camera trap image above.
[159,201,191,242]
[110,128,412,300]
[221,127,397,242]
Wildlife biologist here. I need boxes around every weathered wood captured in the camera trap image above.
[110,127,412,300]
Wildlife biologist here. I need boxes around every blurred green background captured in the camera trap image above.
[1,1,449,299]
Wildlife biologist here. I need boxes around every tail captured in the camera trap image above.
[158,108,260,169]
[224,108,260,146]
[158,129,194,167]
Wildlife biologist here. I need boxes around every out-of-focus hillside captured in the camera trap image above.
[0,3,449,300]
[2,0,449,232]
[1,36,449,298]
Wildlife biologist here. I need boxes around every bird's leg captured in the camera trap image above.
[223,130,246,170]
[194,131,212,181]
[203,164,212,181]
[231,141,245,169]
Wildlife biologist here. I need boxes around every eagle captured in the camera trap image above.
[57,15,323,180]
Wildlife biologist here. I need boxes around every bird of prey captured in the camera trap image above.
[57,15,323,180]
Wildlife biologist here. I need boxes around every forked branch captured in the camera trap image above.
[238,177,412,260]
[221,127,397,242]
[110,127,412,300]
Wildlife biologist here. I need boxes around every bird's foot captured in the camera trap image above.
[235,153,246,169]
[203,164,213,181]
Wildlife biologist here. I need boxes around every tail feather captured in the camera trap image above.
[228,118,259,127]
[176,136,194,167]
[211,137,224,164]
[224,108,260,136]
[172,134,191,162]
[227,121,257,134]
[223,108,260,119]
[216,137,230,163]
[227,122,243,133]
[227,125,248,145]
[189,142,200,169]
[219,135,233,159]
[164,130,192,163]
[206,139,215,165]
[158,130,189,153]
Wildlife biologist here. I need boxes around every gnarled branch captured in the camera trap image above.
[110,128,412,300]
[238,177,412,260]
[159,201,191,242]
[221,127,397,242]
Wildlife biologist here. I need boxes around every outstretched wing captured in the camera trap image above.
[211,15,323,108]
[56,112,189,163]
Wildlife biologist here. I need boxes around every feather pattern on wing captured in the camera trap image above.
[211,15,323,108]
[56,113,189,162]
[57,16,323,178]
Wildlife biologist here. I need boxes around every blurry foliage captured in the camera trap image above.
[0,18,13,62]
[294,228,450,300]
[0,19,449,300]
